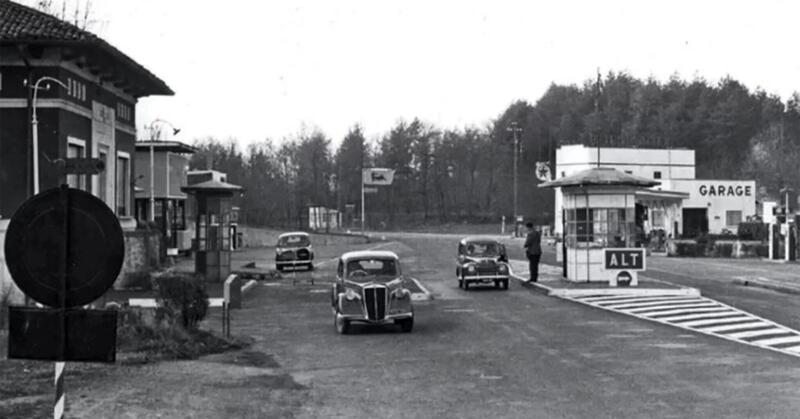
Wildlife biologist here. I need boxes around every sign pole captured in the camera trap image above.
[361,169,365,235]
[56,184,69,419]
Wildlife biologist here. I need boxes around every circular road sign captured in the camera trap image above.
[4,187,125,308]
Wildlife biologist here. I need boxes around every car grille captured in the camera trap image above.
[363,285,387,321]
[296,248,310,260]
[476,262,497,275]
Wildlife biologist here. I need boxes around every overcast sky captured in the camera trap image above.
[24,0,800,147]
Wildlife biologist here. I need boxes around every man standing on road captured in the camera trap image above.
[523,222,542,282]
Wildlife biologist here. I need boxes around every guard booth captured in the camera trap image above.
[540,168,659,286]
[182,179,243,282]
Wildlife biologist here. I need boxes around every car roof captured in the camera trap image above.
[340,250,399,262]
[278,231,310,239]
[459,236,502,245]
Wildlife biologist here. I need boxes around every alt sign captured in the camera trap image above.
[604,248,646,271]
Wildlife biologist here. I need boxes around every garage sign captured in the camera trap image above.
[604,248,645,271]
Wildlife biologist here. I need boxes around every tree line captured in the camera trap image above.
[188,71,800,230]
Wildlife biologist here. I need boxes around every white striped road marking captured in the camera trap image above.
[443,308,476,313]
[727,328,787,339]
[565,293,800,359]
[678,316,752,328]
[702,322,769,333]
[657,311,738,322]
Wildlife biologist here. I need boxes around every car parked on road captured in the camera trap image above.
[456,236,510,290]
[331,250,414,334]
[275,231,314,271]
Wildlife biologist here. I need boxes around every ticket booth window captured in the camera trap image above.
[566,208,634,248]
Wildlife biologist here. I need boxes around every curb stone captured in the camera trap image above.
[732,277,800,295]
[408,277,434,301]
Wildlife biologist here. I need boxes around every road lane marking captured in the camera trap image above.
[565,293,800,359]
[443,308,476,313]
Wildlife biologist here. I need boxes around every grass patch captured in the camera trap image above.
[117,307,250,360]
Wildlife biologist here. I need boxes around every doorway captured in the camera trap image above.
[682,208,708,238]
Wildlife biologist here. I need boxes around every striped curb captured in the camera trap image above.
[565,293,800,359]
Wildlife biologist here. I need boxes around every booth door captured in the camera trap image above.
[682,208,708,238]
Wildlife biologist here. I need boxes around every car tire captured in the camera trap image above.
[494,280,501,289]
[398,317,413,333]
[503,279,509,290]
[276,265,283,272]
[308,263,315,271]
[463,279,469,291]
[335,312,350,335]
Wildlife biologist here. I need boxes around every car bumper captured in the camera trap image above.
[339,312,413,324]
[275,260,312,266]
[464,274,509,282]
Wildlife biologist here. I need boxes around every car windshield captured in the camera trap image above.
[465,242,500,257]
[346,258,398,282]
[278,235,310,247]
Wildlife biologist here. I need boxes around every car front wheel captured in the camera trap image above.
[398,317,413,333]
[335,312,350,334]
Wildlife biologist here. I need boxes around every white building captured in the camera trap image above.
[553,145,756,237]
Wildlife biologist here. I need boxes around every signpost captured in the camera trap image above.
[361,168,396,233]
[5,170,123,418]
[603,248,645,287]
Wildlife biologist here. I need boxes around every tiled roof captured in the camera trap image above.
[0,0,173,97]
[0,0,99,41]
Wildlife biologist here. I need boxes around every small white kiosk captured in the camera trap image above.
[541,168,659,286]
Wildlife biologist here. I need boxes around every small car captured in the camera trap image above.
[456,236,510,290]
[331,250,414,334]
[274,232,314,271]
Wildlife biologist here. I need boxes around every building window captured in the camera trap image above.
[651,209,665,228]
[97,145,109,205]
[116,152,130,216]
[725,210,742,228]
[653,171,662,179]
[66,137,86,190]
[624,170,633,175]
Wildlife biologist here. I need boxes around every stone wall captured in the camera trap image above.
[237,226,368,248]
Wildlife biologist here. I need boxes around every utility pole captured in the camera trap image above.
[507,122,523,236]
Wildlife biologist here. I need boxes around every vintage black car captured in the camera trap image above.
[274,232,314,271]
[331,250,414,334]
[456,236,510,290]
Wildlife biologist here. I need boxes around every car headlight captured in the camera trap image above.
[498,264,508,274]
[392,288,410,299]
[467,264,476,273]
[345,288,361,301]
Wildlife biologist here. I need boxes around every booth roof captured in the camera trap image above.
[181,179,243,193]
[538,167,660,189]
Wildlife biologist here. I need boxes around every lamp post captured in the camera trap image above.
[507,122,523,235]
[144,119,180,222]
[28,76,68,195]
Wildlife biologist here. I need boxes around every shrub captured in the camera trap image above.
[153,273,209,330]
[116,306,248,360]
[737,222,769,241]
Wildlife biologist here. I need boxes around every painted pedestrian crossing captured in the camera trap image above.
[566,293,800,358]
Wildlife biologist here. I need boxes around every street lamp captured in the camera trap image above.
[144,119,180,222]
[27,76,68,195]
[507,122,523,235]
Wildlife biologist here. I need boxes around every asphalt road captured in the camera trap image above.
[239,235,800,418]
[64,234,800,418]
